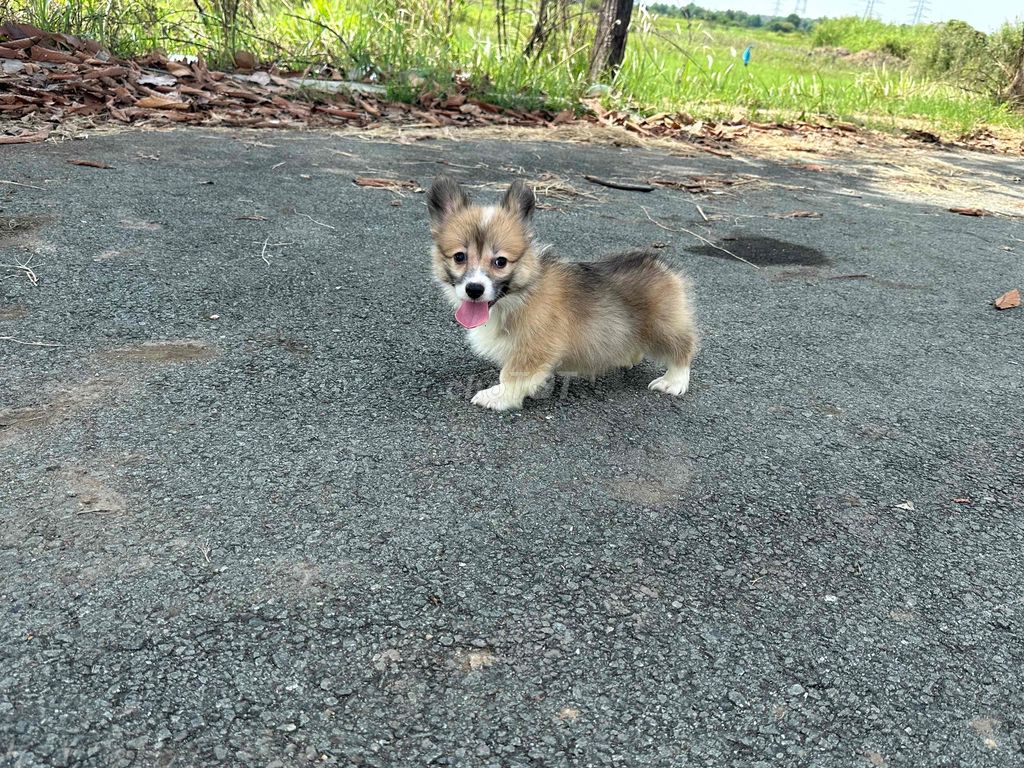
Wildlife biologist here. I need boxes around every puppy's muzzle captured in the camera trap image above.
[465,282,485,300]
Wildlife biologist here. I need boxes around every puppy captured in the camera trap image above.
[427,174,698,411]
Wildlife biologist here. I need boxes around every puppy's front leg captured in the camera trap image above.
[472,365,551,411]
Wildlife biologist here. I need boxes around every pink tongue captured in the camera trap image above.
[455,300,490,329]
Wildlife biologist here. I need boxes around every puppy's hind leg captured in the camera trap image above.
[646,288,698,398]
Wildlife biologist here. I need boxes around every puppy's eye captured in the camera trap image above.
[493,256,508,269]
[452,251,467,264]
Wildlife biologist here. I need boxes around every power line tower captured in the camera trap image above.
[772,0,783,16]
[909,0,929,24]
[863,0,878,20]
[793,0,808,15]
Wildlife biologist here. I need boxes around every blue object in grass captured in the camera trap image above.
[743,46,752,67]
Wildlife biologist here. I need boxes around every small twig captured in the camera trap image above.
[640,206,681,233]
[0,336,62,347]
[584,175,654,192]
[1,258,40,286]
[640,206,759,269]
[0,180,46,190]
[297,213,336,230]
[694,203,708,222]
[257,238,296,266]
[271,161,286,170]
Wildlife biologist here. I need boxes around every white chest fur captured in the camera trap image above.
[466,317,514,366]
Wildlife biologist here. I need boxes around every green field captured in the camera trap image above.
[8,0,1024,137]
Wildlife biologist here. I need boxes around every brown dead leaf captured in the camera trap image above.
[781,210,822,218]
[0,129,50,145]
[353,176,421,192]
[68,159,113,169]
[994,288,1020,310]
[135,95,189,110]
[165,60,192,77]
[949,207,990,217]
[795,163,826,172]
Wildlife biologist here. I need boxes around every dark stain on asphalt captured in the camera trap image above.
[695,235,830,266]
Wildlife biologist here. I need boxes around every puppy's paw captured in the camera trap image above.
[648,367,690,397]
[471,384,519,411]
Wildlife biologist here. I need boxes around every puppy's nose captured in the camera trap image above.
[465,282,485,300]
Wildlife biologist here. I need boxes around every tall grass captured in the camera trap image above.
[4,1,1023,135]
[811,16,936,59]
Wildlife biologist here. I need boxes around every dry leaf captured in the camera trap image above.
[781,210,822,218]
[68,159,113,169]
[353,176,420,191]
[893,501,915,511]
[135,95,189,110]
[0,129,50,145]
[994,288,1021,310]
[796,163,826,172]
[949,207,989,217]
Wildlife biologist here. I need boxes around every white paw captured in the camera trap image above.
[648,367,690,397]
[471,384,519,411]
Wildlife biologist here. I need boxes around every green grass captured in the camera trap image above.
[5,0,1024,138]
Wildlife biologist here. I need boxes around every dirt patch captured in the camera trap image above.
[0,306,29,321]
[249,335,311,355]
[609,459,695,505]
[63,467,127,515]
[694,236,829,267]
[0,380,114,445]
[118,218,163,232]
[0,215,50,243]
[453,648,497,672]
[100,340,216,363]
[969,717,1001,750]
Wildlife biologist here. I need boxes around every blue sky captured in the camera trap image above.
[653,0,1022,32]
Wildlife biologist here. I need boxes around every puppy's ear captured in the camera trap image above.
[427,175,470,228]
[500,179,536,222]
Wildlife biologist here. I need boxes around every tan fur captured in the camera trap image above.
[428,175,698,410]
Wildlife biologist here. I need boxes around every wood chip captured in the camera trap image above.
[994,288,1020,310]
[135,95,189,110]
[0,129,50,145]
[353,177,420,191]
[68,159,113,169]
[583,175,654,192]
[949,207,990,217]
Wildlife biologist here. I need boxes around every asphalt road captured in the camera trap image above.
[1,129,1022,767]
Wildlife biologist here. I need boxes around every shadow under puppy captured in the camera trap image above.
[428,174,698,411]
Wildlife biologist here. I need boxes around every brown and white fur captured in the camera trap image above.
[428,174,698,411]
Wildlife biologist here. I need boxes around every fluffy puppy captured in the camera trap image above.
[428,174,698,411]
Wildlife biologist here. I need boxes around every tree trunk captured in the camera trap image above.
[1011,66,1024,103]
[1010,27,1024,104]
[588,0,634,82]
[523,0,551,57]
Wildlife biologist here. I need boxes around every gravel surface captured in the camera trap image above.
[1,129,1022,767]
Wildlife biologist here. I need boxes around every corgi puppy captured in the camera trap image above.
[427,174,698,411]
